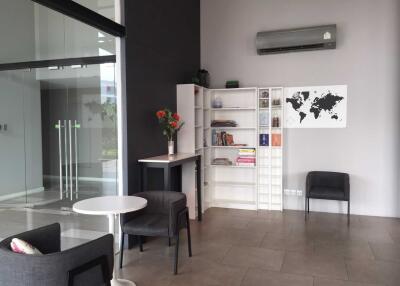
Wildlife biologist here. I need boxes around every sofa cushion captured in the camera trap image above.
[10,238,42,255]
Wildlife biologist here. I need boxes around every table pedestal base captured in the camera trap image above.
[109,214,136,286]
[111,278,136,286]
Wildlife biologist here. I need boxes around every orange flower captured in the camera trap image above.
[156,110,166,118]
[170,121,178,128]
[172,113,180,121]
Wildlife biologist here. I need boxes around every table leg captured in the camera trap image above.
[164,166,171,192]
[108,214,136,286]
[141,164,148,192]
[196,157,202,221]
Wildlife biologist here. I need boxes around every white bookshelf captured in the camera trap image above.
[207,88,258,210]
[177,85,283,212]
[177,84,205,218]
[258,87,283,211]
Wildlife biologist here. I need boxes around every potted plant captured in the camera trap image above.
[156,108,184,155]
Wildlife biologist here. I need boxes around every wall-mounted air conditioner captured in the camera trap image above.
[256,24,336,55]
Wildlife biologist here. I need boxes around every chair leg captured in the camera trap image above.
[186,211,192,257]
[168,237,171,247]
[174,234,180,275]
[119,233,125,269]
[305,196,308,220]
[347,200,350,225]
[138,235,143,252]
[307,198,310,213]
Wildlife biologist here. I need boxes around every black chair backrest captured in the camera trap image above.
[308,171,348,189]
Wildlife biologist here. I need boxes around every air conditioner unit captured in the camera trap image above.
[256,24,336,55]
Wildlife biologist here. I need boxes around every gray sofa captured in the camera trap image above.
[0,223,113,286]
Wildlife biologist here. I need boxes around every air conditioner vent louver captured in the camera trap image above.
[256,25,336,55]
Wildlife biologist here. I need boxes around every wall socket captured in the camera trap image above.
[284,189,303,196]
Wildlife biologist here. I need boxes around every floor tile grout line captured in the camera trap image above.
[238,266,250,286]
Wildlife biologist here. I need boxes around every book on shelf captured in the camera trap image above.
[236,157,256,163]
[259,111,269,126]
[238,148,256,156]
[236,162,256,167]
[259,134,269,146]
[212,158,232,166]
[212,130,234,146]
[271,134,281,146]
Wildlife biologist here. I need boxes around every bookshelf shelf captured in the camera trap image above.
[210,127,256,130]
[210,164,256,169]
[210,145,256,149]
[214,181,256,187]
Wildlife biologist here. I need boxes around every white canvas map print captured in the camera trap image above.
[284,85,347,128]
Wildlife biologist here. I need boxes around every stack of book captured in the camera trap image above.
[236,148,256,166]
[212,158,232,166]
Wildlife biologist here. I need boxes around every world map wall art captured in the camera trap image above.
[284,85,347,128]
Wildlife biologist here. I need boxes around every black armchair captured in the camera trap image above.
[0,223,114,286]
[306,171,350,221]
[120,191,192,274]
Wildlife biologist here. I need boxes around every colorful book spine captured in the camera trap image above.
[237,157,256,163]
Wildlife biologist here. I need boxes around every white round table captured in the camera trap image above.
[73,196,147,286]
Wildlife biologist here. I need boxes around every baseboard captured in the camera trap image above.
[0,187,44,202]
[43,175,117,183]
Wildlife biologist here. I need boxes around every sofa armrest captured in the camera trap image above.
[0,223,61,254]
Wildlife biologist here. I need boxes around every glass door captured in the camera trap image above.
[24,62,118,210]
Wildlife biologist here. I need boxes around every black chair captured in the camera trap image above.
[0,223,113,286]
[305,171,350,221]
[119,191,192,274]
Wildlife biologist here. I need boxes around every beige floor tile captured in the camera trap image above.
[281,251,348,279]
[346,258,400,286]
[314,277,383,286]
[169,257,247,286]
[241,268,313,286]
[222,245,285,271]
[369,242,400,262]
[314,240,374,260]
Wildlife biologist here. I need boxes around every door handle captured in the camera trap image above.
[55,120,63,200]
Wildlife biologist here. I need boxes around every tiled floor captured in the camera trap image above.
[1,207,400,285]
[117,208,400,286]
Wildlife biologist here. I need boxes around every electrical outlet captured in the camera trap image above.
[284,189,291,195]
[297,190,303,196]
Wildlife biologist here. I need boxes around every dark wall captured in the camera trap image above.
[124,0,200,194]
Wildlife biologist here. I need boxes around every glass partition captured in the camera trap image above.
[0,0,116,64]
[0,63,118,209]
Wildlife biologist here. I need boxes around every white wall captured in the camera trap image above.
[201,0,400,217]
